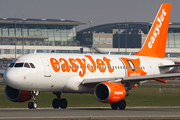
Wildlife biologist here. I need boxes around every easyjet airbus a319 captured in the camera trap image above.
[3,3,180,110]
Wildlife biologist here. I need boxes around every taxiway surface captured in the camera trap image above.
[0,107,180,119]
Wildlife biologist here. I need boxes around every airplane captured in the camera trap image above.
[3,3,180,110]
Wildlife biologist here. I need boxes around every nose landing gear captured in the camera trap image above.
[28,90,39,109]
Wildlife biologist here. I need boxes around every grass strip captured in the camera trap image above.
[1,81,180,108]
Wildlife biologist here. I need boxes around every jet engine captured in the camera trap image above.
[94,82,126,103]
[5,85,31,102]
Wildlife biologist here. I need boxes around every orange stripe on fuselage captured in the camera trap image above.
[120,58,147,76]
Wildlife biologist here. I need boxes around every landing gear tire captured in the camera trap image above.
[111,103,118,110]
[118,99,126,110]
[60,98,67,109]
[52,98,60,109]
[28,102,37,109]
[33,102,38,109]
[52,92,68,109]
[28,102,33,109]
[52,98,68,109]
[110,99,126,110]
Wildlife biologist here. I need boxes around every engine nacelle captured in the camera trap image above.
[94,82,126,103]
[5,85,31,102]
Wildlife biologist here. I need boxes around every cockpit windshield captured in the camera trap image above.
[24,63,30,68]
[29,63,35,68]
[9,63,15,67]
[9,62,35,68]
[14,63,24,67]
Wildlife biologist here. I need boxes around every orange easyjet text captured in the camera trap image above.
[50,55,114,77]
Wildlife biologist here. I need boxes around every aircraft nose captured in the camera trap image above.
[3,70,18,87]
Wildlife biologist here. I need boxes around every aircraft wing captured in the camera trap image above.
[82,77,121,84]
[122,73,180,82]
[159,64,180,68]
[82,73,180,88]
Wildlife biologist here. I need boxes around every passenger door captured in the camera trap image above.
[40,57,51,77]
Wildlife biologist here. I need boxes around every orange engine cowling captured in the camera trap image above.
[5,85,32,102]
[94,82,126,103]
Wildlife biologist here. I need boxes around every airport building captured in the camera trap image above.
[0,18,180,70]
[0,17,86,69]
[77,22,180,60]
[77,22,180,49]
[0,17,85,55]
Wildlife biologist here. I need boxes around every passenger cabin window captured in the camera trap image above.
[9,63,15,67]
[14,63,24,67]
[24,63,30,68]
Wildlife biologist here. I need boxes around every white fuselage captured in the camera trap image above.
[3,53,174,92]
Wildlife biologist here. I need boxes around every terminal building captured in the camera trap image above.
[0,17,86,69]
[0,18,180,70]
[77,22,180,49]
[0,17,85,56]
[77,22,180,59]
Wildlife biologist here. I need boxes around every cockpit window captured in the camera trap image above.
[14,63,24,67]
[10,62,35,68]
[29,63,35,68]
[24,63,30,68]
[9,63,15,67]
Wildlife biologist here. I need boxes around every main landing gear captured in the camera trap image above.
[28,91,39,109]
[111,99,126,110]
[52,92,68,109]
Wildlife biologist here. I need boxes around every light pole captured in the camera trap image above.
[125,24,128,55]
[22,18,25,55]
[14,20,16,58]
[117,24,120,54]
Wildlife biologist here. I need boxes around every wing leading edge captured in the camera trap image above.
[159,64,180,68]
[82,73,180,88]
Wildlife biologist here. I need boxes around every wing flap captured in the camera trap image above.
[151,78,167,83]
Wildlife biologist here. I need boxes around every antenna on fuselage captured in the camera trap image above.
[34,49,37,53]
